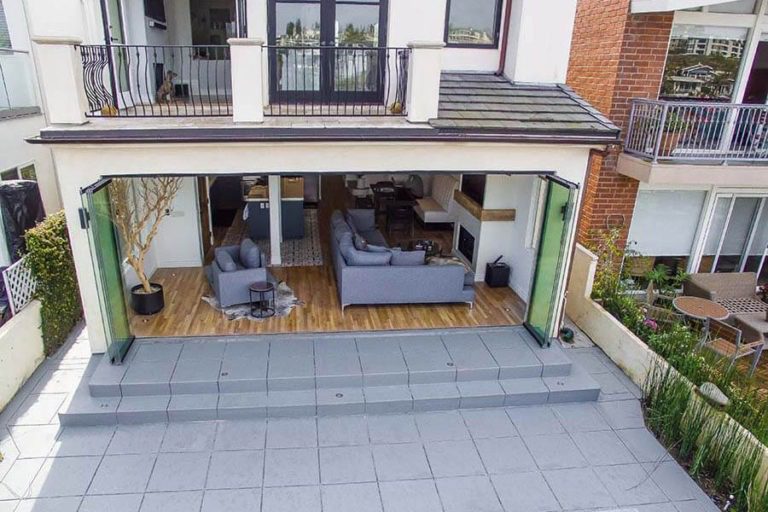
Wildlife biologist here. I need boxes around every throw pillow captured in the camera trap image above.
[391,250,426,266]
[344,212,359,234]
[341,244,392,266]
[333,221,353,242]
[330,210,346,229]
[239,239,262,268]
[347,209,377,232]
[215,250,237,272]
[353,234,368,251]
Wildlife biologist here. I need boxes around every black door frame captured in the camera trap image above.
[267,0,390,104]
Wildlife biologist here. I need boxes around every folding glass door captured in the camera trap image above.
[81,180,134,364]
[526,177,578,347]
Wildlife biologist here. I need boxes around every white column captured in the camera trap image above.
[406,41,444,124]
[268,175,282,266]
[31,37,89,125]
[244,0,270,106]
[228,38,265,123]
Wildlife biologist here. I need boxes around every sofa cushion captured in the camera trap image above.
[347,209,377,232]
[215,250,237,272]
[239,239,262,268]
[341,243,392,266]
[333,221,354,242]
[391,250,426,266]
[353,233,369,251]
[344,212,359,234]
[331,210,347,229]
[367,244,390,253]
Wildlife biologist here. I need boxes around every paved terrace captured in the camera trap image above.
[0,325,718,512]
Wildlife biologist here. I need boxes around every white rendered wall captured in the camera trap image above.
[153,177,203,268]
[0,300,45,413]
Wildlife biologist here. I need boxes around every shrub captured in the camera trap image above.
[24,211,82,354]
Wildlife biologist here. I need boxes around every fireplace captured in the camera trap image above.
[458,225,475,264]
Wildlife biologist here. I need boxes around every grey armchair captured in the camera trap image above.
[208,245,273,308]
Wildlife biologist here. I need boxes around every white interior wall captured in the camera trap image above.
[152,177,203,268]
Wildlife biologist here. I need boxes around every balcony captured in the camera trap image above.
[618,99,768,187]
[0,48,41,120]
[78,43,410,120]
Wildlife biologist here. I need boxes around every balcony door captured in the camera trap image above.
[268,0,389,104]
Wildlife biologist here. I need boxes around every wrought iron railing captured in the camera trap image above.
[264,45,410,116]
[79,44,232,117]
[625,99,768,163]
[0,48,38,114]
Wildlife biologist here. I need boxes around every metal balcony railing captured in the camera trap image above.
[264,45,410,117]
[0,48,39,116]
[625,99,768,164]
[79,44,232,117]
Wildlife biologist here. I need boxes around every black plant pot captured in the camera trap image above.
[130,284,164,315]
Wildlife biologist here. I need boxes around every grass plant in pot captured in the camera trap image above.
[109,177,182,315]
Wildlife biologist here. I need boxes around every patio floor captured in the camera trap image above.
[0,325,719,512]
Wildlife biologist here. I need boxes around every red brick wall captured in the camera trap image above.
[567,0,673,249]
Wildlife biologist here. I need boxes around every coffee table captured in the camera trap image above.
[249,281,275,318]
[672,296,730,321]
[403,239,442,258]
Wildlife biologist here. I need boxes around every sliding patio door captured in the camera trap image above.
[81,180,134,364]
[525,177,578,347]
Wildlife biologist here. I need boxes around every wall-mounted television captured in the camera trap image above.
[461,175,486,207]
[144,0,167,24]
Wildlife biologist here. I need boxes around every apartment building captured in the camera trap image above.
[569,0,768,286]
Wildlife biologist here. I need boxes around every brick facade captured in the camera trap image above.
[567,0,674,249]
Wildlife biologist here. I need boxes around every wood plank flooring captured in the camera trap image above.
[130,175,526,338]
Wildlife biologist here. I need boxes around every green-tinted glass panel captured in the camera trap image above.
[83,183,132,363]
[526,180,575,347]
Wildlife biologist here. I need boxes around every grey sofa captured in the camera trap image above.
[330,209,475,310]
[207,242,274,308]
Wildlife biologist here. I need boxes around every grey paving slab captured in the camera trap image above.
[201,488,261,512]
[552,402,612,433]
[415,411,470,442]
[317,387,365,415]
[617,428,671,464]
[223,340,269,361]
[543,467,617,510]
[262,485,321,512]
[80,494,143,512]
[379,480,443,512]
[356,339,408,386]
[267,389,316,417]
[26,456,99,498]
[457,380,505,408]
[475,436,537,474]
[314,339,363,388]
[147,452,210,491]
[161,422,216,452]
[319,445,375,484]
[117,395,170,424]
[595,463,668,506]
[167,393,218,422]
[424,440,485,478]
[543,366,601,403]
[263,448,319,487]
[266,417,317,448]
[371,442,431,481]
[491,471,561,512]
[363,385,412,413]
[217,392,267,419]
[411,382,460,411]
[674,498,721,511]
[57,391,119,426]
[644,461,712,502]
[436,475,503,512]
[219,358,267,393]
[480,332,543,378]
[49,426,114,457]
[321,482,382,512]
[88,454,156,494]
[90,362,128,396]
[530,343,572,377]
[505,406,565,437]
[132,343,182,363]
[170,358,221,394]
[598,399,646,430]
[461,409,518,439]
[179,342,226,361]
[523,433,589,470]
[571,429,637,466]
[0,501,17,512]
[499,378,549,406]
[367,414,419,444]
[317,415,368,447]
[10,394,66,426]
[14,497,81,512]
[120,361,176,396]
[206,450,264,489]
[441,333,500,381]
[0,458,45,500]
[9,425,60,459]
[139,490,203,512]
[400,337,455,384]
[268,342,315,391]
[214,419,267,451]
[107,423,166,455]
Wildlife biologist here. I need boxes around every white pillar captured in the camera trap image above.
[244,0,270,106]
[268,175,282,266]
[31,37,89,125]
[228,38,265,123]
[406,41,444,124]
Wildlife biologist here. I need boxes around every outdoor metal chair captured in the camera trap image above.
[698,317,765,377]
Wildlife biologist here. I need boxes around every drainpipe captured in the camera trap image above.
[495,0,514,77]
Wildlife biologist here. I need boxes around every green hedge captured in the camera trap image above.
[24,211,83,354]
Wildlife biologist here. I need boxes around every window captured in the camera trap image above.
[0,1,10,49]
[0,168,19,181]
[0,163,36,181]
[444,0,502,48]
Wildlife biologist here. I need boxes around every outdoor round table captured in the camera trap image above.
[249,281,275,319]
[672,296,730,321]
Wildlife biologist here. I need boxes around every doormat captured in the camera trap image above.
[201,281,304,321]
[221,208,323,267]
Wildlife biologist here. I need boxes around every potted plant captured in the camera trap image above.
[109,177,182,315]
[659,111,688,155]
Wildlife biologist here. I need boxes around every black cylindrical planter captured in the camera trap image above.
[130,284,164,315]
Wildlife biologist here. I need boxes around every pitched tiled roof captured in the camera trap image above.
[431,73,619,140]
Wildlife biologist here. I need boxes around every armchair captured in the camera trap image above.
[208,245,274,308]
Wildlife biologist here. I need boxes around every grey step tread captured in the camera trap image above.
[61,372,601,427]
[89,331,574,398]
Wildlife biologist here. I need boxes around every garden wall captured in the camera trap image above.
[0,300,45,412]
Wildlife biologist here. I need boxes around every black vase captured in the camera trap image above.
[130,284,164,315]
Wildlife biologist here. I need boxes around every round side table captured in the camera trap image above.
[672,296,729,321]
[249,281,276,318]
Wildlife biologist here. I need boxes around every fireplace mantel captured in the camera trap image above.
[453,190,516,222]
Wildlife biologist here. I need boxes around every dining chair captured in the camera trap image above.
[698,317,765,377]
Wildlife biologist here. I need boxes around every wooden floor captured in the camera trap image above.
[130,175,525,338]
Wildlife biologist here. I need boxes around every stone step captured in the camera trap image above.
[87,330,573,398]
[58,367,600,426]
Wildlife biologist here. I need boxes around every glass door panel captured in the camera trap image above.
[526,178,577,347]
[334,2,381,95]
[82,180,133,364]
[715,197,761,272]
[698,196,730,273]
[698,195,765,275]
[273,1,322,96]
[744,199,768,283]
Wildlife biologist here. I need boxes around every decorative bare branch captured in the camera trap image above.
[108,177,183,293]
